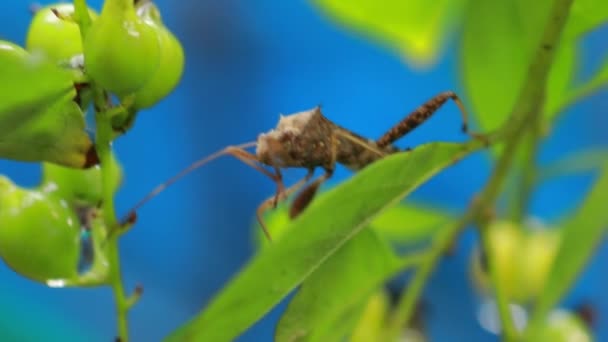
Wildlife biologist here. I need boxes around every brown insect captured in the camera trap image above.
[127,91,483,240]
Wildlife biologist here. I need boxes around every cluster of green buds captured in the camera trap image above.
[0,0,183,287]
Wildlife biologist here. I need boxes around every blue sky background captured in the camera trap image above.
[0,1,606,341]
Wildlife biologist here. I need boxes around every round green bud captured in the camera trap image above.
[84,0,161,96]
[470,220,561,303]
[0,176,80,283]
[132,2,185,109]
[42,153,122,206]
[536,310,592,342]
[26,3,98,63]
[0,40,29,60]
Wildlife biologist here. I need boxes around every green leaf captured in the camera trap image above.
[350,291,391,342]
[255,202,453,249]
[538,148,608,181]
[544,42,577,119]
[166,141,483,342]
[0,52,95,167]
[530,162,608,324]
[312,0,467,68]
[562,0,608,40]
[370,203,453,244]
[275,229,417,342]
[460,0,555,131]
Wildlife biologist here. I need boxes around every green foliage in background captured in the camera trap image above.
[172,0,608,341]
[0,0,606,341]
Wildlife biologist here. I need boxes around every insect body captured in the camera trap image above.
[127,91,482,240]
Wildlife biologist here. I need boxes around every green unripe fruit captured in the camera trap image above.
[536,310,592,342]
[0,176,80,283]
[42,154,122,206]
[351,291,389,342]
[84,0,161,96]
[519,228,560,299]
[470,220,561,303]
[471,221,524,301]
[0,40,29,60]
[132,2,185,109]
[26,4,98,63]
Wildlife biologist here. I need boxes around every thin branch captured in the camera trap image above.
[386,0,575,339]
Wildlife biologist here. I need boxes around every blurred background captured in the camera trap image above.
[0,1,606,341]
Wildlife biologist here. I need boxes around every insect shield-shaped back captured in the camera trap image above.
[256,107,335,169]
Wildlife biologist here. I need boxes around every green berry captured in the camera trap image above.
[0,176,80,283]
[132,2,185,109]
[42,153,122,206]
[84,0,161,96]
[471,221,524,301]
[470,220,561,303]
[536,310,592,342]
[519,228,560,299]
[26,3,98,63]
[0,40,29,60]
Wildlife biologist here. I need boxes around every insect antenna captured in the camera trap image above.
[122,141,258,223]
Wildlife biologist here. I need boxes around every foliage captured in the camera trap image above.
[0,0,606,341]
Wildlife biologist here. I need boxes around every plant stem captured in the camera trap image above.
[103,0,136,14]
[73,0,134,338]
[73,0,92,39]
[108,235,129,340]
[511,124,541,223]
[95,112,130,341]
[386,216,473,338]
[94,93,130,340]
[387,0,575,338]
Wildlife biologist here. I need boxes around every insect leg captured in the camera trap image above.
[289,169,334,219]
[256,168,315,239]
[376,91,485,148]
[289,132,339,218]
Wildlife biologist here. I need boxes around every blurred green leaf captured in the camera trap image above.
[0,52,94,167]
[539,148,608,181]
[167,141,483,342]
[546,0,608,117]
[530,162,608,323]
[275,229,417,342]
[544,42,578,118]
[256,202,453,249]
[460,0,555,131]
[371,203,453,244]
[462,0,607,129]
[559,55,608,110]
[350,291,391,342]
[312,0,467,68]
[562,0,608,39]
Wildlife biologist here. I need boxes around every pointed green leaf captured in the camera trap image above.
[167,141,483,342]
[312,0,467,68]
[460,0,557,131]
[275,229,417,342]
[539,148,608,181]
[544,42,577,119]
[350,291,391,342]
[255,202,454,249]
[370,203,453,244]
[562,0,608,40]
[531,162,608,323]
